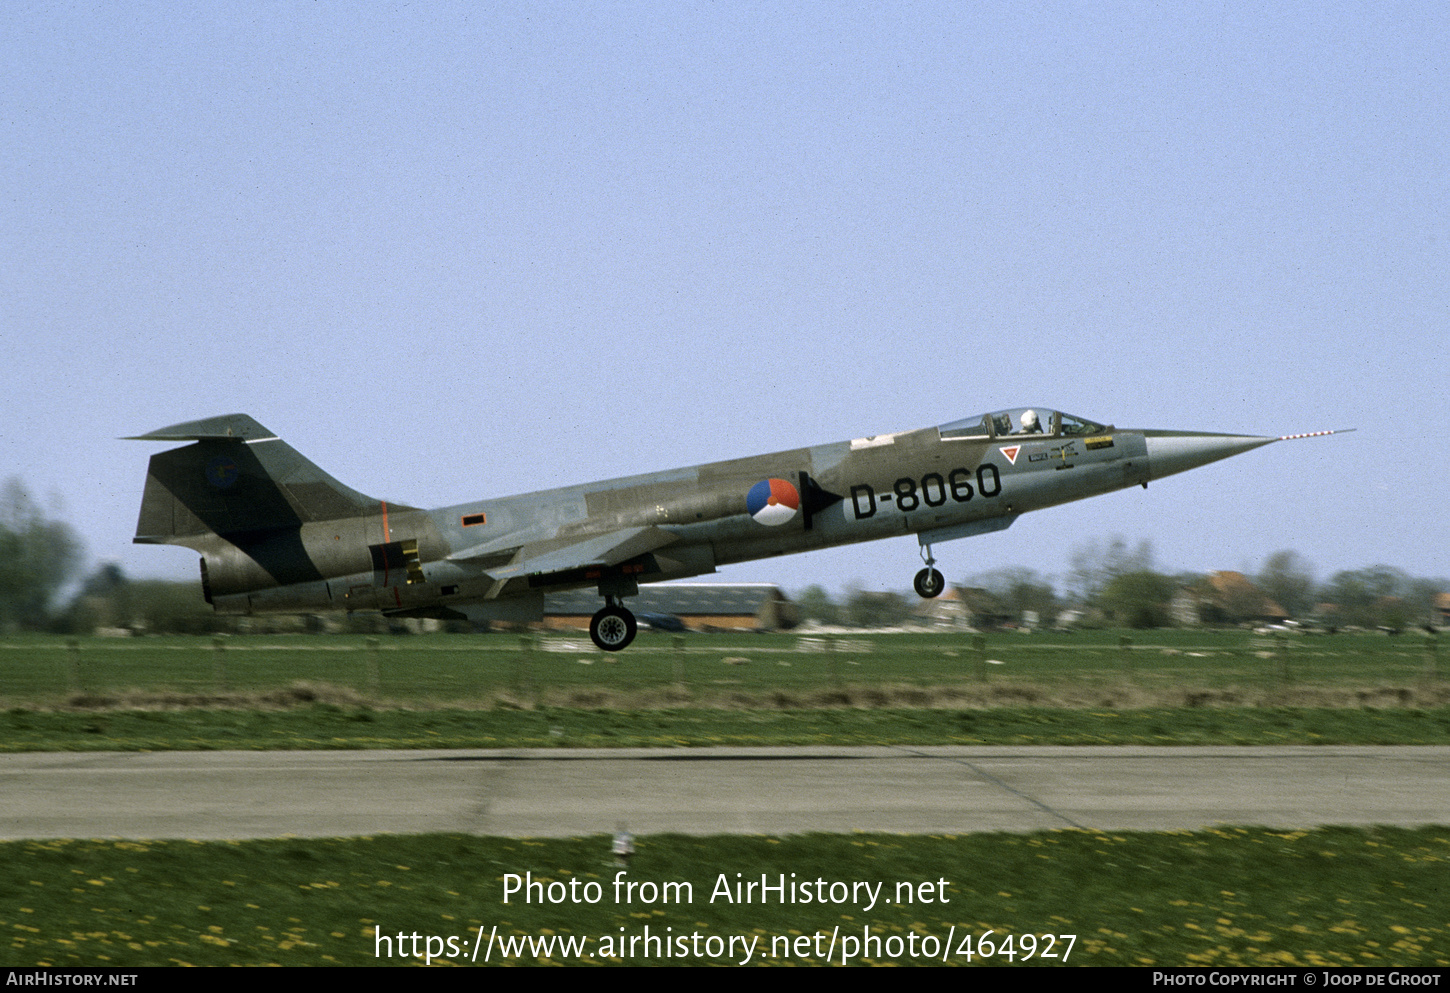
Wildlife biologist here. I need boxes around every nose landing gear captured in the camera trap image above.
[914,543,945,599]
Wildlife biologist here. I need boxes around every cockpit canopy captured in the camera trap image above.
[938,408,1109,440]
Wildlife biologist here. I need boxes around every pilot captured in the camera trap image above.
[1020,409,1044,434]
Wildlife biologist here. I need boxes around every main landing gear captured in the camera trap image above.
[590,597,638,652]
[914,543,945,599]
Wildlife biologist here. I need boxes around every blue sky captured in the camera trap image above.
[3,2,1446,597]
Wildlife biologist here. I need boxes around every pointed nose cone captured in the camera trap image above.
[1144,431,1277,482]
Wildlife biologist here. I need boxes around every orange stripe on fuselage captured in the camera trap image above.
[380,501,392,587]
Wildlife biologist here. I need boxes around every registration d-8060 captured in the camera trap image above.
[850,464,1002,519]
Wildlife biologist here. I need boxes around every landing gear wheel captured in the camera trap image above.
[590,605,637,652]
[914,567,945,599]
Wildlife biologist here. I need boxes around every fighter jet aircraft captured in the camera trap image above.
[129,410,1345,650]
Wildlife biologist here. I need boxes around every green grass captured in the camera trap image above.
[3,828,1446,966]
[4,705,1450,751]
[2,630,1446,751]
[4,633,1445,968]
[2,629,1443,703]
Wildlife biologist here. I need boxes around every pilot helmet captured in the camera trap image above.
[1021,409,1039,431]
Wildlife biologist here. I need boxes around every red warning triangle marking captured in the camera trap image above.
[999,445,1021,465]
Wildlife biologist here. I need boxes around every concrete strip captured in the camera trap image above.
[1,746,1446,840]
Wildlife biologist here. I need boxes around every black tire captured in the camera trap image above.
[589,605,638,651]
[914,567,945,599]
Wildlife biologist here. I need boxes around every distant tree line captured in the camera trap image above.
[1,476,1445,635]
[0,478,83,633]
[55,562,230,635]
[794,539,1447,632]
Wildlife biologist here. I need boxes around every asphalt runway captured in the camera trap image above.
[2,746,1447,840]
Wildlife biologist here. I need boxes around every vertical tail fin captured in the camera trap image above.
[128,414,387,547]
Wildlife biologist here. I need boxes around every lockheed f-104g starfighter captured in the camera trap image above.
[130,409,1344,650]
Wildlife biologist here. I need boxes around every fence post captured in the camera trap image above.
[66,638,82,693]
[515,634,535,698]
[822,635,841,689]
[1273,631,1291,685]
[211,634,228,691]
[366,637,381,696]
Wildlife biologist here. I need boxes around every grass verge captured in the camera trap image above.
[3,703,1450,751]
[5,630,1444,705]
[4,828,1446,967]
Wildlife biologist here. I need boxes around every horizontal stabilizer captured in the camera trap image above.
[125,414,277,443]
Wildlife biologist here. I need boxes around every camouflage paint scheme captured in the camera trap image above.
[130,410,1337,650]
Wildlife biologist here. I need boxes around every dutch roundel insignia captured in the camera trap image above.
[998,445,1021,465]
[746,478,800,526]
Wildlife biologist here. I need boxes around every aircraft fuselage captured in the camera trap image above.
[131,408,1313,650]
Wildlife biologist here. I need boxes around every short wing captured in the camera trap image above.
[451,525,679,597]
